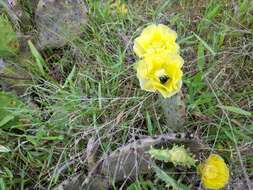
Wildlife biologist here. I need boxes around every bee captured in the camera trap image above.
[159,75,169,84]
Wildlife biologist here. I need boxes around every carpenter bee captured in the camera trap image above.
[159,75,169,84]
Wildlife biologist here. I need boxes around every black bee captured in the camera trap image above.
[159,75,169,84]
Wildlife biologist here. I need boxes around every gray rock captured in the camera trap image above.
[0,58,5,70]
[35,0,88,49]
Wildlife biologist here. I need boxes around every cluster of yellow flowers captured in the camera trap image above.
[133,24,184,98]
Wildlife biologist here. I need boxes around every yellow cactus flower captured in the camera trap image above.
[198,154,229,190]
[135,50,183,98]
[133,24,179,58]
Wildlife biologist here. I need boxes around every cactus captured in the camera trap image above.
[149,145,196,168]
[54,134,205,190]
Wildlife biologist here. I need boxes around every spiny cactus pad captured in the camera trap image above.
[149,145,196,168]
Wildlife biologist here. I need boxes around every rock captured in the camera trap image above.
[35,0,88,49]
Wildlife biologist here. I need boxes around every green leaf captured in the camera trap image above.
[0,115,15,127]
[239,0,250,15]
[0,178,6,190]
[153,165,190,190]
[0,145,10,153]
[197,42,205,72]
[28,40,46,76]
[146,111,153,135]
[63,65,76,88]
[127,182,141,190]
[205,4,220,20]
[218,105,252,116]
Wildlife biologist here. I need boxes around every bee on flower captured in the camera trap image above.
[135,50,183,98]
[198,154,230,190]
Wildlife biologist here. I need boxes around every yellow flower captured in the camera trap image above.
[133,24,179,58]
[136,50,183,98]
[198,154,229,190]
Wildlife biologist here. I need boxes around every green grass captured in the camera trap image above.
[0,0,253,189]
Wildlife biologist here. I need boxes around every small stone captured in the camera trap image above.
[35,0,88,49]
[0,59,5,70]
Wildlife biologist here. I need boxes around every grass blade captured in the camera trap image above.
[0,178,6,190]
[28,40,46,77]
[63,65,76,88]
[218,105,252,116]
[146,111,154,135]
[0,145,10,153]
[197,42,205,72]
[153,165,190,190]
[0,115,14,127]
[193,33,216,56]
